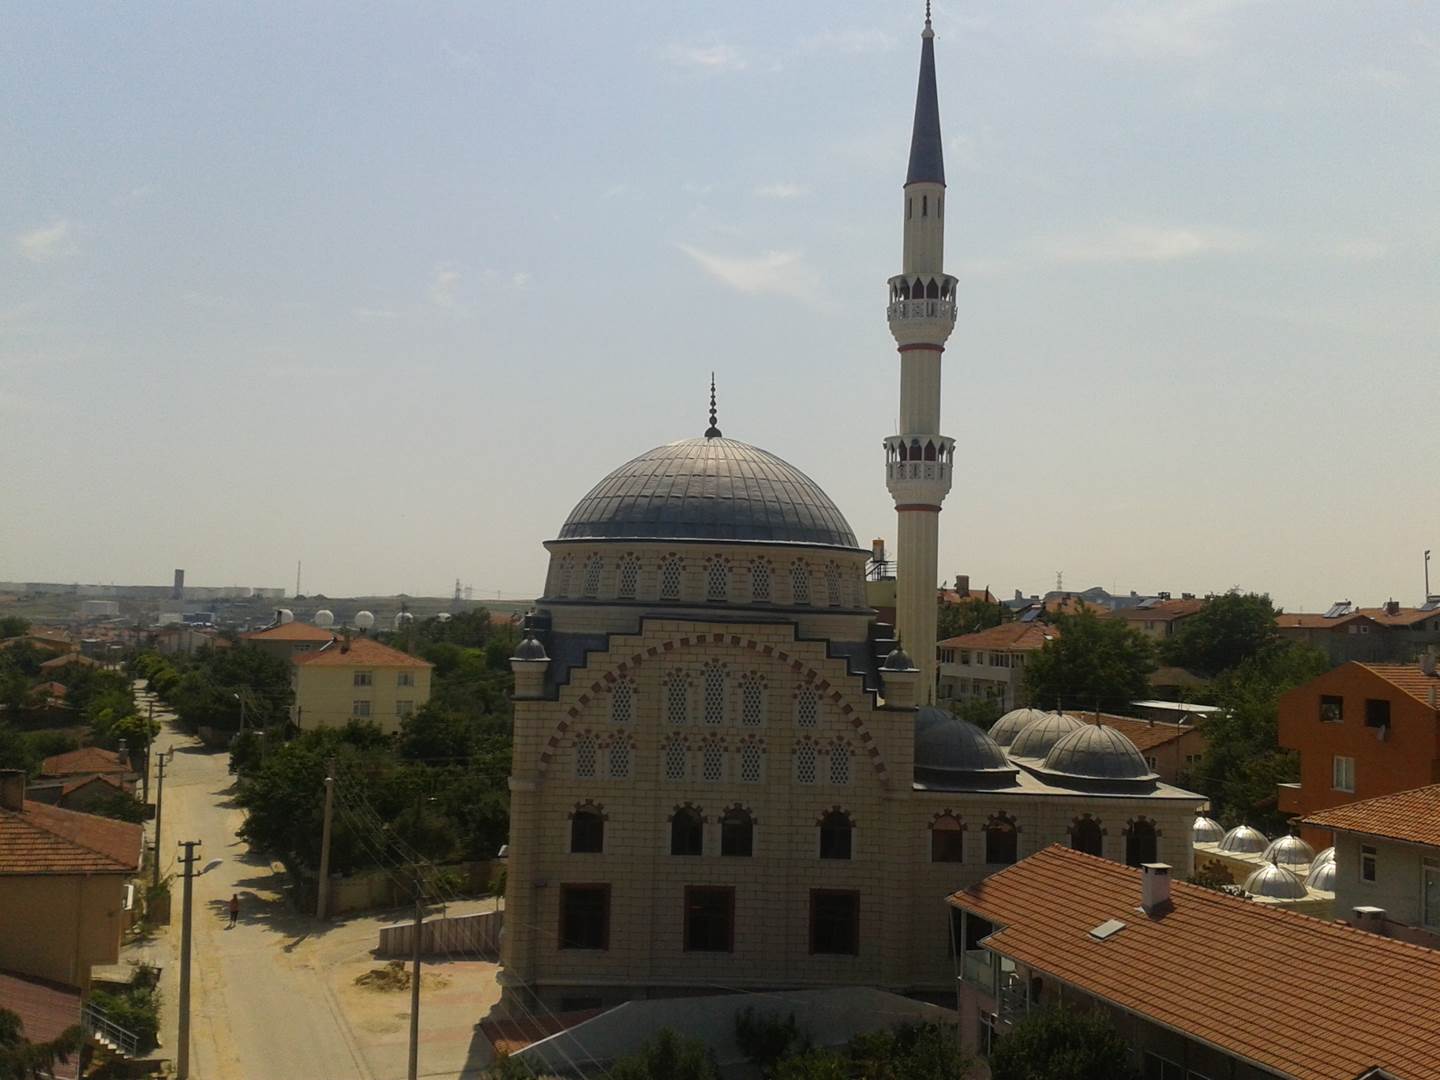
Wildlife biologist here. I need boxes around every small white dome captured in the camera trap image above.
[435,612,452,622]
[1193,816,1225,845]
[313,609,335,628]
[276,608,295,624]
[1306,859,1337,892]
[354,610,376,629]
[394,611,415,630]
[1311,846,1335,867]
[1244,862,1308,899]
[989,708,1051,747]
[1262,835,1315,870]
[1218,825,1269,854]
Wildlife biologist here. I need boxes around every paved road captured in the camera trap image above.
[140,685,373,1080]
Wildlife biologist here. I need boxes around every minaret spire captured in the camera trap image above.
[907,4,945,187]
[704,372,722,439]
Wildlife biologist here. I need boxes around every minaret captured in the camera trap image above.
[885,3,955,705]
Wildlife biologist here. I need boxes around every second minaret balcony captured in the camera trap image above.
[887,274,958,347]
[884,434,954,506]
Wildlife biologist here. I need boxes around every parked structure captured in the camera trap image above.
[290,635,432,734]
[947,845,1440,1079]
[936,623,1056,709]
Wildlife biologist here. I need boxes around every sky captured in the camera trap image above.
[2,2,1437,612]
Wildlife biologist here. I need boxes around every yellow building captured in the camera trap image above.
[290,635,432,734]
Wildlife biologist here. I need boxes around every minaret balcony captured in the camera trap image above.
[884,435,954,505]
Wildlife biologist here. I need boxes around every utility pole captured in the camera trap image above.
[152,751,172,888]
[141,701,154,806]
[176,840,201,1080]
[408,877,423,1080]
[315,759,337,920]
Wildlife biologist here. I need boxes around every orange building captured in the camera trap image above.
[1277,658,1440,848]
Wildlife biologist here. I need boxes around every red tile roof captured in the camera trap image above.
[949,846,1440,1080]
[242,622,335,642]
[1109,599,1206,622]
[40,747,129,778]
[38,654,98,670]
[938,623,1058,652]
[1357,606,1440,628]
[1275,612,1371,631]
[1301,783,1440,849]
[0,971,81,1077]
[937,588,997,605]
[1355,662,1440,707]
[1084,714,1201,754]
[59,773,123,799]
[291,636,431,669]
[0,801,142,875]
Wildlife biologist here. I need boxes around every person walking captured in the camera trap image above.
[227,893,239,928]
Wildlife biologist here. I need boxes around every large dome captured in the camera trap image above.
[913,706,1015,784]
[1262,835,1315,871]
[989,707,1051,747]
[1007,711,1085,761]
[1038,723,1158,783]
[556,437,860,549]
[1243,863,1308,900]
[1218,825,1269,854]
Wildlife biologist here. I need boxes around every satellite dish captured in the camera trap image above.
[354,610,375,630]
[394,611,415,630]
[313,609,335,628]
[276,608,295,625]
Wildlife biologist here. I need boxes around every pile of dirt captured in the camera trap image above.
[353,960,452,993]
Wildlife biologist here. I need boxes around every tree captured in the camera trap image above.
[988,1006,1138,1080]
[1163,591,1281,677]
[951,697,1003,730]
[735,1008,807,1072]
[604,1028,720,1080]
[0,1007,84,1080]
[937,596,1004,642]
[0,617,29,640]
[1022,607,1155,714]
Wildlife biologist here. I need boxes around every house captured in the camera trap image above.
[0,771,142,989]
[1106,596,1206,640]
[1301,783,1440,949]
[1276,599,1440,664]
[240,619,336,662]
[947,845,1440,1079]
[39,746,137,794]
[1277,656,1440,849]
[26,774,128,813]
[290,635,432,735]
[936,622,1057,709]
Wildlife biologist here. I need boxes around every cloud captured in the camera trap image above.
[799,28,895,55]
[663,42,747,72]
[753,182,808,200]
[1043,223,1254,264]
[1094,0,1251,61]
[676,244,825,306]
[16,220,77,263]
[429,265,461,307]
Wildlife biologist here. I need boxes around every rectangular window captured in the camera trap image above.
[809,890,859,955]
[1319,695,1343,723]
[684,887,734,952]
[1361,844,1377,883]
[397,672,415,687]
[395,700,414,718]
[352,700,371,718]
[353,671,373,687]
[559,885,610,949]
[1364,698,1391,728]
[960,651,970,665]
[1333,755,1355,793]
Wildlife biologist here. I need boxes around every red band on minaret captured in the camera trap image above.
[895,504,942,512]
[897,343,944,353]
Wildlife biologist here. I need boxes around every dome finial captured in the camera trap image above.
[704,372,722,439]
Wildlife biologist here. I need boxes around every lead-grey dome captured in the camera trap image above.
[1244,863,1308,900]
[1311,846,1335,868]
[556,438,860,549]
[1039,723,1158,782]
[512,634,549,661]
[913,706,1016,785]
[1007,711,1085,761]
[1218,825,1269,854]
[1193,815,1225,845]
[1262,835,1315,870]
[1306,859,1337,891]
[989,708,1051,748]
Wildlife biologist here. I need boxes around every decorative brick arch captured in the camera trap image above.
[535,632,890,779]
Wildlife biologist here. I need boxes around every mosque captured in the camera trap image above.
[501,10,1204,1010]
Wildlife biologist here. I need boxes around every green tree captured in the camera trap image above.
[0,1007,84,1080]
[951,696,1004,730]
[1163,591,1281,677]
[605,1028,720,1080]
[988,1007,1137,1080]
[1022,607,1156,714]
[735,1008,808,1072]
[937,596,1004,642]
[0,617,29,640]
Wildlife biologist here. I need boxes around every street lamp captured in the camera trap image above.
[232,691,246,734]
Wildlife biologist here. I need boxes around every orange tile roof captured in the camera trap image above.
[291,636,431,669]
[1301,783,1440,849]
[1084,714,1201,754]
[0,801,142,875]
[1109,599,1206,622]
[40,747,129,778]
[1275,612,1370,630]
[0,971,81,1076]
[34,681,67,699]
[38,653,97,670]
[59,773,123,799]
[242,622,336,642]
[1357,606,1439,628]
[937,588,997,605]
[938,623,1058,652]
[949,846,1440,1080]
[1354,663,1440,707]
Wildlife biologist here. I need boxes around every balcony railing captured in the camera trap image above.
[887,298,957,321]
[960,949,995,996]
[83,1002,140,1058]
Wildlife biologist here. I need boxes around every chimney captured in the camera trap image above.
[1386,599,1401,616]
[1352,905,1388,935]
[955,574,970,596]
[340,629,351,654]
[0,770,24,812]
[117,739,129,768]
[1140,863,1172,914]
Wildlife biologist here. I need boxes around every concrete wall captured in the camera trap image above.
[0,874,130,989]
[292,662,432,735]
[1330,833,1440,934]
[378,910,503,959]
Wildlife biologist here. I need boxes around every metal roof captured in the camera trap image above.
[905,22,946,186]
[555,438,860,550]
[913,706,1016,782]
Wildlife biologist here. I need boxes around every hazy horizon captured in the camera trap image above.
[4,2,1437,613]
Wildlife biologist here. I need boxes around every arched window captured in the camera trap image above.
[897,441,909,461]
[923,441,937,461]
[570,807,604,853]
[671,807,703,856]
[751,559,772,603]
[739,741,762,783]
[931,814,965,862]
[659,556,683,601]
[819,810,853,860]
[790,561,810,606]
[702,662,726,726]
[794,743,817,784]
[574,734,597,780]
[701,743,725,782]
[829,744,850,785]
[665,671,689,726]
[721,808,754,857]
[795,685,819,728]
[739,674,766,727]
[706,558,728,602]
[1072,816,1104,858]
[985,813,1018,866]
[607,738,631,780]
[582,554,603,598]
[663,738,688,781]
[610,679,633,725]
[825,563,842,608]
[616,555,640,599]
[926,277,939,299]
[555,557,574,598]
[1125,818,1158,867]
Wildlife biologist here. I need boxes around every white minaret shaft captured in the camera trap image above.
[885,9,955,705]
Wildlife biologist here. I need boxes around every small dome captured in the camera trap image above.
[313,609,335,628]
[1311,846,1335,867]
[354,611,376,629]
[1008,711,1085,760]
[1306,859,1337,892]
[1193,815,1225,845]
[1039,723,1158,782]
[1243,863,1308,899]
[394,611,415,630]
[913,706,1016,782]
[1262,835,1315,870]
[1218,825,1269,854]
[989,708,1051,748]
[883,645,916,671]
[276,608,295,624]
[512,635,550,662]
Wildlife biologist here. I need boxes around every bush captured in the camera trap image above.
[988,1006,1136,1080]
[88,983,160,1054]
